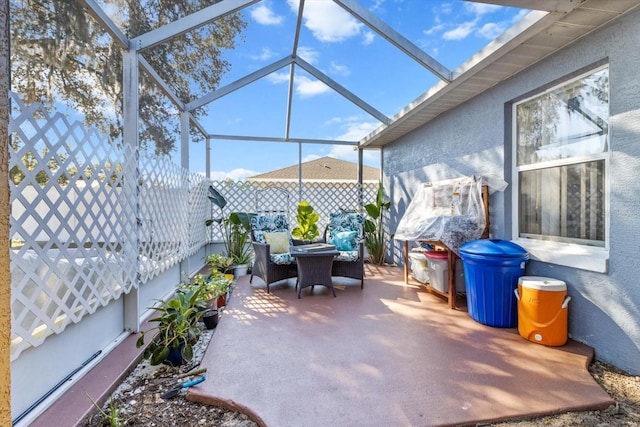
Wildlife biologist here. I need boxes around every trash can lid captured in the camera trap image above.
[518,276,566,291]
[408,252,427,260]
[460,239,528,258]
[424,251,449,260]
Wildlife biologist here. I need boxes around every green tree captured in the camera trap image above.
[10,0,246,155]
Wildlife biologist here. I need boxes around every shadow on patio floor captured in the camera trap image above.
[188,264,613,427]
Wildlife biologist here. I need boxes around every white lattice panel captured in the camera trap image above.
[188,175,212,255]
[8,91,382,362]
[136,153,190,282]
[9,93,138,360]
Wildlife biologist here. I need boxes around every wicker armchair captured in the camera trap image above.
[249,214,298,293]
[323,212,365,288]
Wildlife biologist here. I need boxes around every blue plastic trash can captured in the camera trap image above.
[459,239,529,328]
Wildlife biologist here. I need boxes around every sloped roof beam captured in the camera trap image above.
[333,0,452,83]
[286,0,305,140]
[208,135,357,146]
[131,0,260,52]
[284,63,295,140]
[138,56,184,110]
[79,0,129,49]
[295,57,391,125]
[186,56,294,111]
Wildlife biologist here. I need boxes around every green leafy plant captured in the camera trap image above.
[205,253,234,274]
[135,287,204,366]
[364,182,391,265]
[291,201,319,242]
[86,394,125,427]
[205,186,253,266]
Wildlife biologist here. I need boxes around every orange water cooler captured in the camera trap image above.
[514,276,571,346]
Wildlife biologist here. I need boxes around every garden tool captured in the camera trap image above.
[161,373,207,399]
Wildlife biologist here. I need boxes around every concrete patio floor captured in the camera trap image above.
[189,264,614,427]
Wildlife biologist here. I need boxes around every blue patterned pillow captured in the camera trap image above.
[331,230,357,251]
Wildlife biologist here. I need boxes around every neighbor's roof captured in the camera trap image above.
[246,156,380,182]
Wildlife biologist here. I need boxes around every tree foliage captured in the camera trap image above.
[10,0,246,155]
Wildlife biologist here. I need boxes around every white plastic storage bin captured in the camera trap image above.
[423,252,466,293]
[409,252,429,284]
[425,251,448,293]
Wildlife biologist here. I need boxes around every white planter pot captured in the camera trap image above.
[234,264,249,279]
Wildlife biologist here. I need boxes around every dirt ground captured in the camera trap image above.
[84,320,640,427]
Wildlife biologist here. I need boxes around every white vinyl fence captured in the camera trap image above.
[9,92,378,364]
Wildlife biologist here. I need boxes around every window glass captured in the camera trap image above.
[517,68,609,166]
[515,67,608,248]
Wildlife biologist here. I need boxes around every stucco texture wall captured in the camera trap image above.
[383,8,640,375]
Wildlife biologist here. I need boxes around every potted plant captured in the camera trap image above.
[135,286,204,366]
[205,186,253,275]
[364,182,391,265]
[206,253,234,275]
[211,273,231,308]
[184,273,227,329]
[291,201,319,243]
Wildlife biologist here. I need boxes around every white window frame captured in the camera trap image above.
[511,65,610,273]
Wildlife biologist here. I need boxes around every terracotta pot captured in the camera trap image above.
[217,294,226,308]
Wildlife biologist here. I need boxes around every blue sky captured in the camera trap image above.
[176,1,530,180]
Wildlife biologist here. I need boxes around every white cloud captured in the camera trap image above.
[251,47,277,61]
[330,61,350,76]
[295,75,330,98]
[464,3,501,15]
[335,121,379,141]
[327,145,359,162]
[513,9,530,23]
[297,46,320,65]
[443,21,476,40]
[209,168,260,182]
[424,23,444,36]
[266,71,290,84]
[287,0,363,42]
[439,2,453,15]
[478,22,507,40]
[266,72,330,98]
[251,3,283,25]
[362,31,375,46]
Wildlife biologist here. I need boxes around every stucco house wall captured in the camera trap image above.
[383,7,640,375]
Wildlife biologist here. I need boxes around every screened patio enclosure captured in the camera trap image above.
[9,0,639,424]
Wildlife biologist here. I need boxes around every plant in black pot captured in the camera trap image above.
[181,274,222,329]
[135,286,204,366]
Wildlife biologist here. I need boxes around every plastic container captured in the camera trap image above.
[409,252,429,284]
[425,251,448,292]
[515,276,570,346]
[459,239,529,328]
[454,259,466,293]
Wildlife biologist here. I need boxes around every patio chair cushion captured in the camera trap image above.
[331,230,358,251]
[263,231,290,254]
[251,214,294,246]
[326,212,364,262]
[270,252,296,265]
